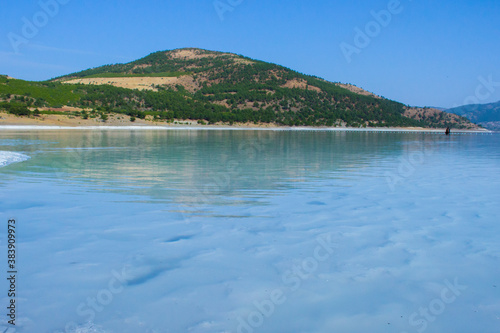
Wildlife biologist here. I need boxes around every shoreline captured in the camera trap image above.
[0,112,492,133]
[0,124,493,134]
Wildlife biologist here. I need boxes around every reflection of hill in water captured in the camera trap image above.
[10,130,443,208]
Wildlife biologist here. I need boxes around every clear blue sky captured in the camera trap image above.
[1,0,499,108]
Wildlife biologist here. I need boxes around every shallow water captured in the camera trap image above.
[0,129,499,333]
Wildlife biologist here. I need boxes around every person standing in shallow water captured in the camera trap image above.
[445,127,451,135]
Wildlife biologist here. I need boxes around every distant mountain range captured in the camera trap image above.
[0,48,479,129]
[446,101,500,131]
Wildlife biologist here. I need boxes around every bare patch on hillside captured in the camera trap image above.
[36,106,87,112]
[166,49,255,65]
[335,83,382,99]
[404,107,481,129]
[132,64,152,70]
[168,49,213,60]
[168,49,228,60]
[63,75,200,92]
[281,79,322,93]
[213,100,231,108]
[233,58,255,65]
[404,107,441,119]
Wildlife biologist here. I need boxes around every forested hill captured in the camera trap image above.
[446,101,500,131]
[0,48,478,129]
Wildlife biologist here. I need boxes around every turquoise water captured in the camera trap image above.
[0,129,499,333]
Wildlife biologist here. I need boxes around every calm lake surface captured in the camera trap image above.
[0,129,499,333]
